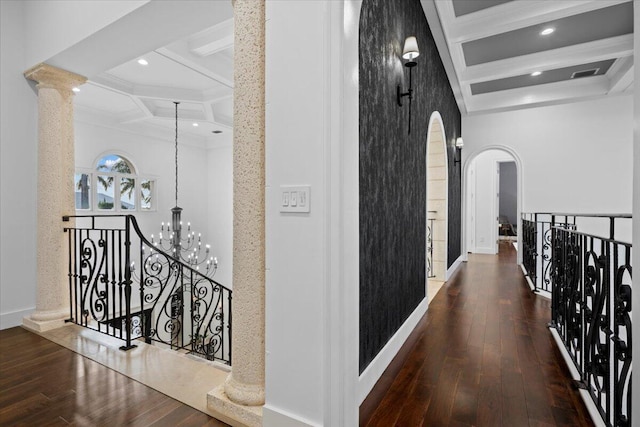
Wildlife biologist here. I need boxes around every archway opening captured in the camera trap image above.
[426,113,447,303]
[464,147,522,263]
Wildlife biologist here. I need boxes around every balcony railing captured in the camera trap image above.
[63,215,232,365]
[521,213,632,427]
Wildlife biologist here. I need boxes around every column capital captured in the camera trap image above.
[24,63,87,93]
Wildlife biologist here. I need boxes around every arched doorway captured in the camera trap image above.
[463,146,523,264]
[426,112,448,302]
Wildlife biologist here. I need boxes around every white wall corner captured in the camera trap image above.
[357,297,428,405]
[0,307,35,330]
[263,405,320,427]
[445,254,465,281]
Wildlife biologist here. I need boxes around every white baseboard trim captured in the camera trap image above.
[263,404,319,427]
[357,297,428,405]
[536,289,552,300]
[549,328,605,427]
[0,307,34,330]
[520,265,536,292]
[445,255,464,281]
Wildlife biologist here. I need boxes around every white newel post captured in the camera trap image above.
[208,1,266,426]
[23,63,86,332]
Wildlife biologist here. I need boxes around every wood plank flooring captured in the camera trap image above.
[0,327,228,426]
[361,242,594,427]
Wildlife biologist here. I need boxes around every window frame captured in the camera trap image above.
[74,154,158,213]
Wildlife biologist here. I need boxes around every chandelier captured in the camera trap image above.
[148,101,218,277]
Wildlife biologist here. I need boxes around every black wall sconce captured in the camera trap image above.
[397,36,419,134]
[454,137,464,164]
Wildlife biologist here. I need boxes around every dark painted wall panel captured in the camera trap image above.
[359,0,462,373]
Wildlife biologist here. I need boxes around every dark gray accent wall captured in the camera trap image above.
[499,161,518,226]
[359,0,462,373]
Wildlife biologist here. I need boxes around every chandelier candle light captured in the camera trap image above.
[148,101,218,277]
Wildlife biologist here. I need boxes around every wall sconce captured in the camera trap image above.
[397,36,419,134]
[454,137,464,164]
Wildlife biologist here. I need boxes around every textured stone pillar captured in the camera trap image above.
[226,0,266,405]
[208,1,265,425]
[23,63,86,332]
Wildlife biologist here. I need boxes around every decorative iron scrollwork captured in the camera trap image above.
[65,215,232,365]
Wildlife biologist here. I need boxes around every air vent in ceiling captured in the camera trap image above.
[571,68,599,79]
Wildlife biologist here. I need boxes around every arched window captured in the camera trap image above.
[74,154,155,212]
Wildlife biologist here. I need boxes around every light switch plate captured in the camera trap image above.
[280,186,310,213]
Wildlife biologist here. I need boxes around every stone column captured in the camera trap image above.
[208,0,265,425]
[23,63,86,332]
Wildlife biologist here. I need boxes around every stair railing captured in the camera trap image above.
[520,212,632,427]
[63,214,232,365]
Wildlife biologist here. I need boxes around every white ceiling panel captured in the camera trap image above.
[105,51,219,91]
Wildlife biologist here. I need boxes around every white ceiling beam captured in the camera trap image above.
[48,0,233,79]
[189,19,234,57]
[461,34,632,84]
[466,75,610,113]
[442,0,630,44]
[608,57,634,94]
[91,74,135,94]
[153,107,205,121]
[421,0,467,114]
[156,47,234,88]
[132,85,205,102]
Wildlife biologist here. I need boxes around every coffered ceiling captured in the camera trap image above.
[73,0,634,134]
[425,0,634,114]
[74,16,234,144]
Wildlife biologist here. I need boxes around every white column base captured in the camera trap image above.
[23,308,69,332]
[207,384,263,427]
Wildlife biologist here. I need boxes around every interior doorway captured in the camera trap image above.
[466,148,520,257]
[426,113,447,303]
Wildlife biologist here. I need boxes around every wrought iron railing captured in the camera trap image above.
[63,215,232,365]
[521,213,632,427]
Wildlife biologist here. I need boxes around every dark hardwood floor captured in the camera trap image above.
[361,242,594,427]
[0,327,228,426]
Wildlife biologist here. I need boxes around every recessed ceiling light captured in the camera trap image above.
[212,130,223,134]
[192,123,199,127]
[137,58,149,66]
[531,71,542,77]
[72,87,81,93]
[540,27,555,36]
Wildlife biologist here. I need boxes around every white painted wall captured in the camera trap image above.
[264,2,329,425]
[206,143,233,288]
[463,96,633,214]
[469,150,514,254]
[0,0,39,329]
[74,121,213,256]
[463,95,633,247]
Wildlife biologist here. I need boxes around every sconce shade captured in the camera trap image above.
[456,137,464,149]
[402,36,420,60]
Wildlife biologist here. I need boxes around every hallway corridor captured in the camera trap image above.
[361,242,594,426]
